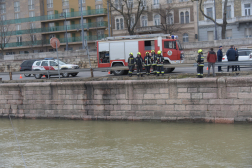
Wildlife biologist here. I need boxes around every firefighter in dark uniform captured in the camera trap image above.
[144,51,152,76]
[135,52,144,77]
[156,50,164,76]
[197,49,204,78]
[128,52,135,77]
[151,50,157,75]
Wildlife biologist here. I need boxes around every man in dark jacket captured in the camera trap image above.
[156,50,164,76]
[217,46,223,72]
[207,48,217,77]
[226,45,238,72]
[197,49,204,78]
[151,50,157,75]
[144,52,152,76]
[135,52,144,77]
[128,52,135,77]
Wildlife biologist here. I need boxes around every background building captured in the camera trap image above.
[198,0,252,41]
[1,0,109,55]
[110,0,199,44]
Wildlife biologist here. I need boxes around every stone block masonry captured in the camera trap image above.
[1,77,252,124]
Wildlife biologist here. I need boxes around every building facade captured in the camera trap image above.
[110,0,199,44]
[198,0,252,41]
[1,0,109,55]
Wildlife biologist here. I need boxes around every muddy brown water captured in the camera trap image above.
[1,119,252,168]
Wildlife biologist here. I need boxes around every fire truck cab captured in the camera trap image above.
[97,34,184,75]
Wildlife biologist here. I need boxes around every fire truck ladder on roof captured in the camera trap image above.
[104,34,171,41]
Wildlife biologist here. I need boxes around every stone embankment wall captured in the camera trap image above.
[1,77,252,124]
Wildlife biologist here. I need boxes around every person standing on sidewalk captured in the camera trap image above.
[217,46,223,72]
[197,49,204,78]
[151,50,157,75]
[156,50,164,76]
[144,52,152,76]
[226,45,238,72]
[128,52,135,77]
[207,48,217,77]
[135,52,144,77]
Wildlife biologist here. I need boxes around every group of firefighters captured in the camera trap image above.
[127,50,164,77]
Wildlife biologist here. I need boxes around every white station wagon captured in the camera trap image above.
[32,58,79,79]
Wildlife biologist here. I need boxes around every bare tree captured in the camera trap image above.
[108,0,146,35]
[192,0,228,39]
[25,23,37,53]
[0,20,13,57]
[154,5,180,34]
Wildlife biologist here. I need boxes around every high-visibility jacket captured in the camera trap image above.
[157,55,164,66]
[151,54,157,65]
[144,55,152,66]
[128,56,135,66]
[135,57,143,66]
[197,54,204,66]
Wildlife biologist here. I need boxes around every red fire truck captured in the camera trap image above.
[96,34,184,75]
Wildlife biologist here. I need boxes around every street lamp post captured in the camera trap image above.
[60,12,68,51]
[214,0,217,40]
[80,0,85,49]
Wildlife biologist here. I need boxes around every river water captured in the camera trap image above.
[1,119,252,168]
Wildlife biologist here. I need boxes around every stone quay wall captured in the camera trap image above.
[1,77,252,124]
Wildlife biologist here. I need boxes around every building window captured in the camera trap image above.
[140,0,146,7]
[47,0,53,8]
[0,4,5,14]
[183,33,188,42]
[49,22,55,27]
[62,0,69,6]
[28,0,34,10]
[64,20,70,26]
[49,34,55,39]
[95,4,102,12]
[244,4,251,16]
[167,0,172,3]
[29,11,35,17]
[48,11,54,15]
[115,18,124,30]
[226,29,232,39]
[15,13,19,19]
[79,0,85,4]
[207,31,214,41]
[17,36,22,43]
[65,33,71,38]
[80,18,86,24]
[63,8,69,13]
[79,6,85,11]
[1,15,5,20]
[206,7,213,20]
[97,17,103,26]
[154,0,159,5]
[14,2,20,12]
[95,0,102,1]
[97,30,104,37]
[115,0,122,9]
[128,0,133,8]
[226,5,231,19]
[16,24,21,30]
[167,13,173,24]
[31,35,36,42]
[245,28,252,38]
[30,23,35,29]
[154,14,160,25]
[141,15,147,27]
[129,16,135,28]
[185,11,189,23]
[180,12,184,24]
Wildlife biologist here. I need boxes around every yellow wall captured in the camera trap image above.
[54,0,63,14]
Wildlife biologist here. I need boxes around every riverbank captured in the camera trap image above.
[1,77,252,124]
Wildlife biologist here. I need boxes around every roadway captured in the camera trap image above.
[1,66,252,81]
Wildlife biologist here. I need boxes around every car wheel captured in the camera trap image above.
[112,63,125,76]
[24,73,31,77]
[71,73,78,77]
[62,72,69,78]
[35,74,42,79]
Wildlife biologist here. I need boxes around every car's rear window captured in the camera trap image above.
[238,50,252,56]
[21,61,28,66]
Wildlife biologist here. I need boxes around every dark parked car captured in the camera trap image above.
[20,59,39,77]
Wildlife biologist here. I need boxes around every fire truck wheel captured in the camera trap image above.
[112,63,125,76]
[164,61,172,73]
[170,68,175,72]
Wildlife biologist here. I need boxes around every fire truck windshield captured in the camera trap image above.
[176,40,183,50]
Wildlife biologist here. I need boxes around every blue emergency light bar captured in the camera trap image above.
[44,58,54,60]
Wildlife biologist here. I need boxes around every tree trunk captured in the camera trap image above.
[221,0,228,39]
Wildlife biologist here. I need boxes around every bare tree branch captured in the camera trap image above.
[0,20,14,57]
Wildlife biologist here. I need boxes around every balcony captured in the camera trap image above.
[4,34,108,48]
[1,8,107,25]
[5,21,108,36]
